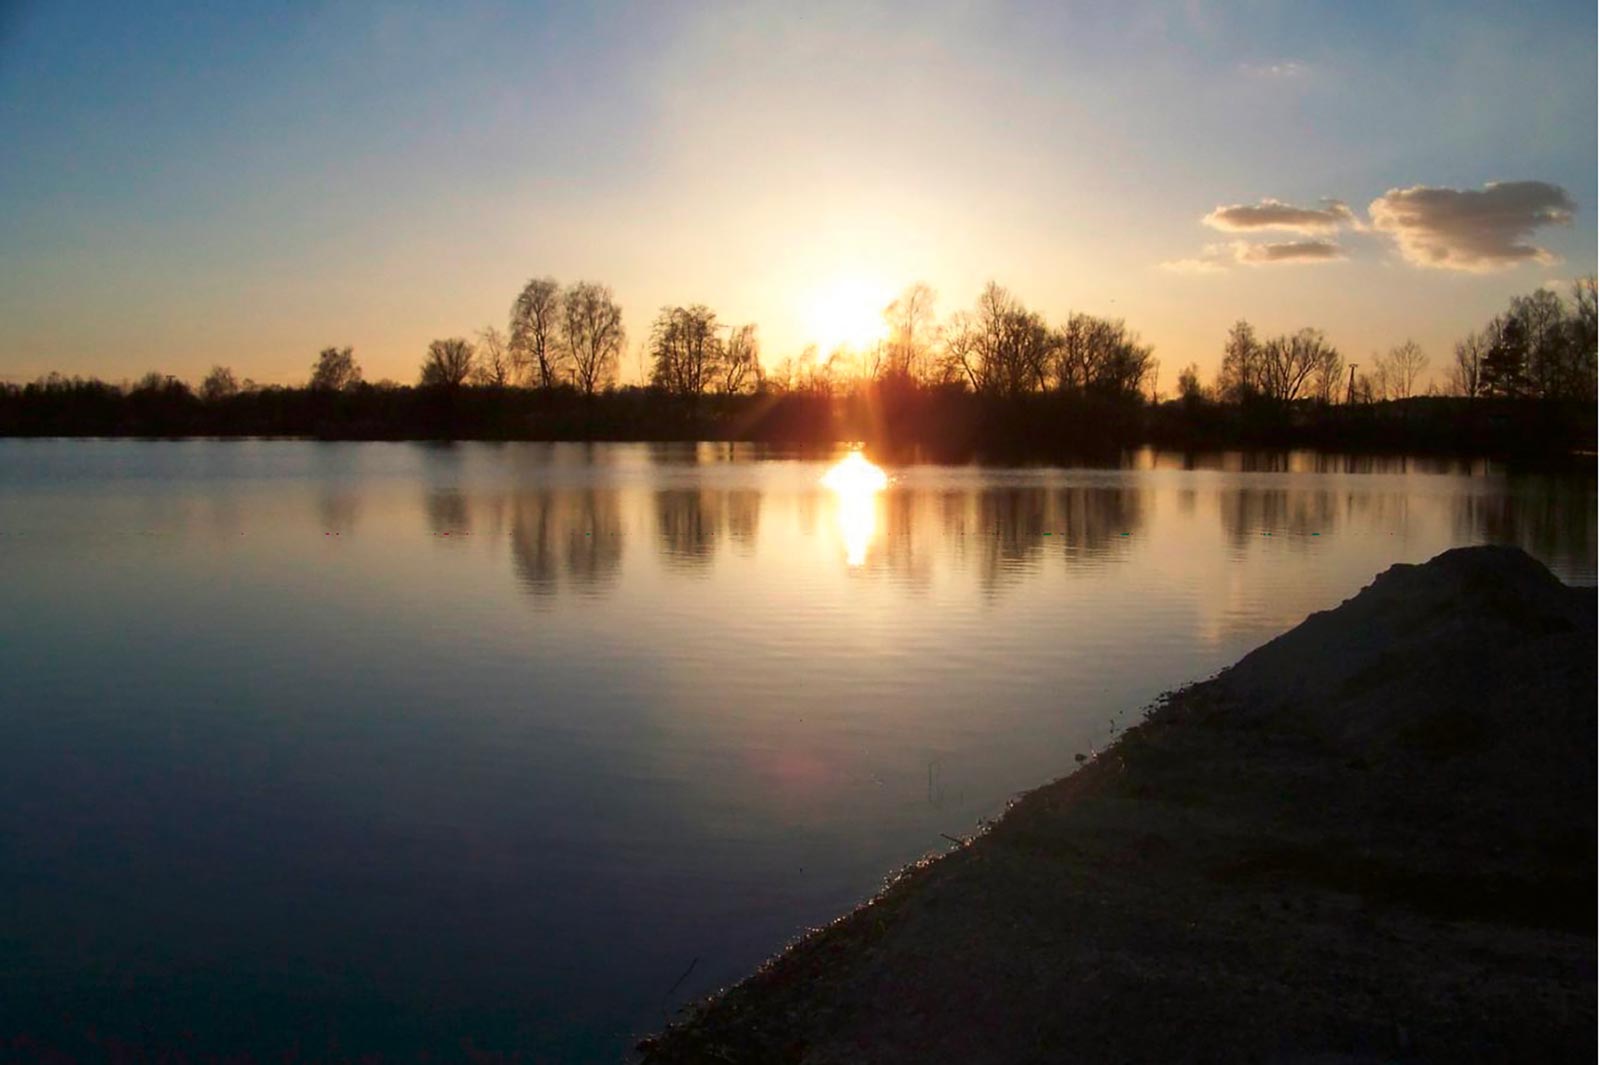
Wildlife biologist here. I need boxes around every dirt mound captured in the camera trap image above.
[641,547,1596,1064]
[1219,546,1594,803]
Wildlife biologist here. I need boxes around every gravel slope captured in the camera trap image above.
[639,546,1596,1064]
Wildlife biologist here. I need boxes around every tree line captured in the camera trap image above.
[2,275,1593,459]
[1447,280,1597,403]
[1164,277,1596,408]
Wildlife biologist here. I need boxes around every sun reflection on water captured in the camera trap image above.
[821,452,888,566]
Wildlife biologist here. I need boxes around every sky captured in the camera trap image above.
[1,0,1595,390]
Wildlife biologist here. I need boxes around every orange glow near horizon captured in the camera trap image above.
[821,452,888,566]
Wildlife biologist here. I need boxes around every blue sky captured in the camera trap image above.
[2,0,1594,387]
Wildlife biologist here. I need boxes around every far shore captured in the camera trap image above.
[640,545,1596,1064]
[0,430,1595,476]
[3,379,1596,467]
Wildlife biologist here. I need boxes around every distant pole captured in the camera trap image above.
[1346,363,1359,405]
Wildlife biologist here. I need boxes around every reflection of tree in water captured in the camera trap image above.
[1234,451,1291,473]
[424,490,470,535]
[1453,477,1596,578]
[873,491,934,588]
[509,490,623,598]
[928,485,1148,593]
[650,489,767,571]
[724,490,761,554]
[795,490,819,539]
[974,488,1049,593]
[1335,490,1412,535]
[647,442,699,466]
[1153,451,1487,476]
[1294,452,1486,476]
[565,491,623,589]
[511,495,558,597]
[938,490,974,543]
[1218,488,1340,548]
[1054,486,1145,559]
[317,490,361,533]
[656,490,723,571]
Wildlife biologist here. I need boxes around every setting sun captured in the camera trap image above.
[803,276,892,354]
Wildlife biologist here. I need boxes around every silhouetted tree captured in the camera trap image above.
[947,283,1056,397]
[1056,313,1154,398]
[1258,328,1331,403]
[1356,351,1383,401]
[766,353,796,393]
[125,371,197,429]
[1513,289,1571,401]
[857,340,885,382]
[200,365,239,403]
[310,346,361,391]
[1176,362,1206,404]
[1450,330,1489,398]
[1572,276,1597,352]
[882,282,938,383]
[472,326,518,387]
[1482,314,1527,398]
[1310,341,1345,403]
[1217,320,1262,402]
[1570,276,1597,401]
[764,345,830,394]
[511,276,562,388]
[561,281,624,395]
[650,305,723,399]
[806,347,841,394]
[1351,364,1380,404]
[834,343,880,387]
[420,338,476,389]
[1386,339,1429,399]
[1470,287,1599,401]
[722,324,760,394]
[131,371,178,394]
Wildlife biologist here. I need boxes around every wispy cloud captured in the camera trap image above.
[1367,181,1576,272]
[1158,257,1227,275]
[1203,198,1355,235]
[1233,239,1346,264]
[1238,59,1309,79]
[1158,237,1347,274]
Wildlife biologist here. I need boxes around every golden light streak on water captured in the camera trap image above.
[821,452,888,566]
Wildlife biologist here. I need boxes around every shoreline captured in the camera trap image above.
[639,546,1596,1063]
[4,390,1595,466]
[1,436,1595,477]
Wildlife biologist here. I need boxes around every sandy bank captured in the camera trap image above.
[639,546,1596,1064]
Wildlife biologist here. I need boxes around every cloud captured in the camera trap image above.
[1157,239,1347,273]
[1158,257,1227,275]
[1203,198,1355,235]
[1233,240,1347,264]
[1239,60,1309,79]
[1367,181,1576,271]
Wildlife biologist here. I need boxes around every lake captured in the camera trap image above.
[0,440,1592,1062]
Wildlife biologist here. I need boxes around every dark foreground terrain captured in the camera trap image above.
[641,546,1596,1064]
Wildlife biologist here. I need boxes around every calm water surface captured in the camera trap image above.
[0,441,1593,1061]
